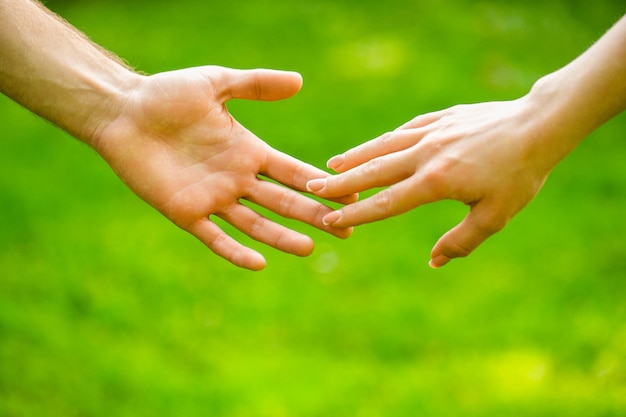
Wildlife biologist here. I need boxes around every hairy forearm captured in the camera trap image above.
[0,0,140,144]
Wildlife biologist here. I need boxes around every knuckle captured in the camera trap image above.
[227,246,247,267]
[444,104,466,116]
[407,113,430,128]
[249,216,268,238]
[290,163,308,186]
[421,165,450,198]
[278,191,298,216]
[363,158,384,177]
[371,189,395,214]
[208,232,228,253]
[273,228,289,248]
[422,166,446,186]
[411,114,425,124]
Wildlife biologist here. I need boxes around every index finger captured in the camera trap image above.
[264,147,358,205]
[326,128,428,173]
[247,179,353,239]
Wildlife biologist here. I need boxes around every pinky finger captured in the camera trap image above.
[188,217,266,271]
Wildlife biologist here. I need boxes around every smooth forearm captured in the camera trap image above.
[0,0,140,144]
[525,15,626,164]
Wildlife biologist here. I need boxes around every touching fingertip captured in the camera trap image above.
[322,210,342,226]
[306,178,326,193]
[327,155,345,171]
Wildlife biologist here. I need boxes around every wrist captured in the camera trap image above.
[507,71,589,176]
[526,70,585,139]
[76,65,144,149]
[526,70,589,150]
[0,0,145,148]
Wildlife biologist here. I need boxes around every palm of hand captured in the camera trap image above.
[94,67,348,270]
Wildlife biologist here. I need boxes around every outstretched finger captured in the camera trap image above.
[218,203,315,257]
[326,128,428,173]
[320,175,437,227]
[248,180,353,239]
[429,202,507,268]
[188,217,267,271]
[213,67,303,103]
[264,147,358,205]
[307,150,416,199]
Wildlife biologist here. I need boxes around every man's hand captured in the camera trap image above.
[93,66,354,271]
[1,0,353,271]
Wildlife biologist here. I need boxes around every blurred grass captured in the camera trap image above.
[1,0,626,416]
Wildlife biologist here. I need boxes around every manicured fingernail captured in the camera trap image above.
[327,155,345,170]
[429,255,450,269]
[306,178,326,192]
[322,210,342,226]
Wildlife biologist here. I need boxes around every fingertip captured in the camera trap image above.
[221,67,303,102]
[327,154,345,171]
[189,218,267,271]
[277,69,303,96]
[322,210,342,226]
[429,255,450,269]
[293,234,315,257]
[306,178,326,193]
[342,193,359,204]
[276,69,303,95]
[241,251,267,271]
[251,261,267,271]
[337,226,354,239]
[289,70,303,88]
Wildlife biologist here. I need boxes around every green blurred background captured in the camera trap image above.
[2,0,626,415]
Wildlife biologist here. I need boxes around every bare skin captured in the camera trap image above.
[308,15,626,268]
[0,0,354,271]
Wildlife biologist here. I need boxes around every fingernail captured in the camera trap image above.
[322,210,342,226]
[327,155,345,170]
[429,255,450,269]
[306,178,326,192]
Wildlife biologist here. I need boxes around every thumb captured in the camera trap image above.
[429,202,506,268]
[213,67,303,103]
